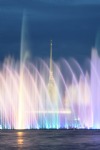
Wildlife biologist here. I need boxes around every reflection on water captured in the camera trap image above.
[0,130,100,149]
[17,132,24,146]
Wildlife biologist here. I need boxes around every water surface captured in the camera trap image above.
[0,129,100,149]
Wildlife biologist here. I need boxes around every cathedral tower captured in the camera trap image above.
[48,40,58,104]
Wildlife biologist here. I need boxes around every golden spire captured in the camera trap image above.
[47,40,58,111]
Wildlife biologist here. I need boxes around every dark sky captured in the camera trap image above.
[0,0,100,64]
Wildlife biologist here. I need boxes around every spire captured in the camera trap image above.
[50,40,53,72]
[48,40,58,104]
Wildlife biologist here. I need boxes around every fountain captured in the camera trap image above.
[0,16,99,129]
[0,37,100,130]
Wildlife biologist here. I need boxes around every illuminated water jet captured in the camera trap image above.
[0,40,100,129]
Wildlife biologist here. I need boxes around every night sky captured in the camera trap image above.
[0,0,100,64]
